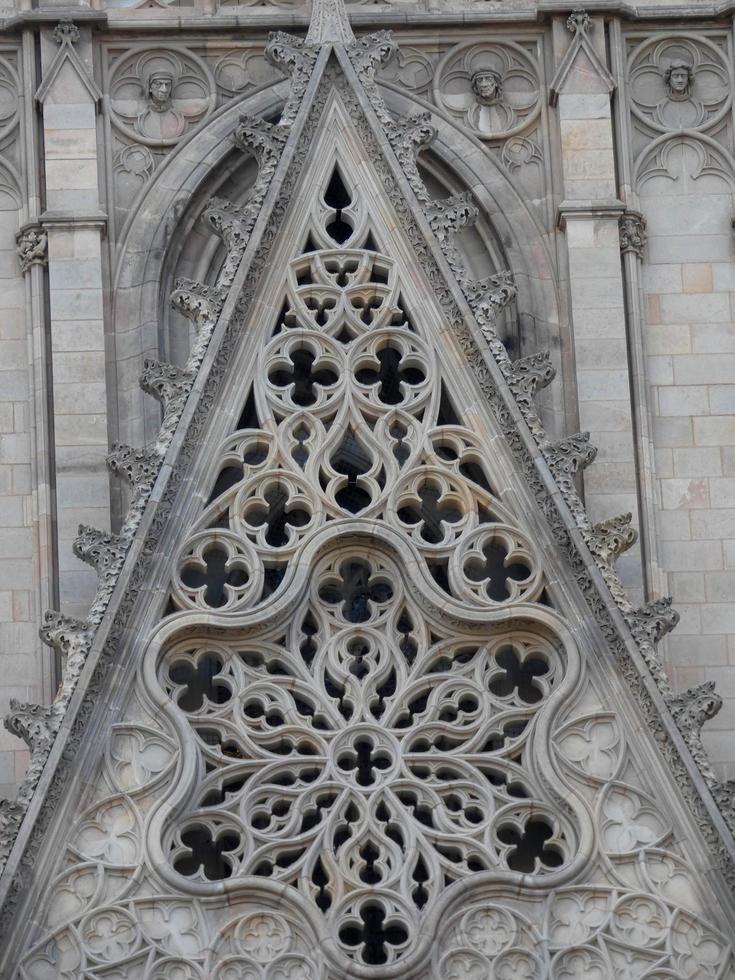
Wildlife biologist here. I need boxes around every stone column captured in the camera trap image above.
[552,12,643,600]
[37,23,110,621]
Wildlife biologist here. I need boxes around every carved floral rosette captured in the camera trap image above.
[108,47,216,147]
[433,40,541,141]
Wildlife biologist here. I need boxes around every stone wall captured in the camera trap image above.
[1,0,735,797]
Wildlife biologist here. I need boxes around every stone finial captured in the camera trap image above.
[619,212,647,259]
[16,228,47,275]
[566,8,591,34]
[52,19,79,45]
[305,0,355,46]
[630,596,680,646]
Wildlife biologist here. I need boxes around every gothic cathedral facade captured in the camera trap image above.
[1,0,735,976]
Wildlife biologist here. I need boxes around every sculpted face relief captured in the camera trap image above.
[470,69,502,105]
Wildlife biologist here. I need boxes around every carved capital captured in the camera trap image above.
[73,525,128,578]
[619,212,647,258]
[16,227,47,275]
[629,596,680,646]
[170,278,226,330]
[52,18,79,45]
[566,8,591,34]
[107,443,161,492]
[583,513,638,567]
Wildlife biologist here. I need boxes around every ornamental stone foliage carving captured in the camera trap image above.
[51,18,80,46]
[13,127,735,976]
[619,212,647,258]
[434,40,541,140]
[15,226,47,274]
[108,47,216,146]
[628,35,732,134]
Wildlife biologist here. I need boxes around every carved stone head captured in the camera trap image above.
[664,60,694,99]
[147,70,174,110]
[470,69,503,106]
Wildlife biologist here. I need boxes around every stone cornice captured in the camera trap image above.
[0,2,729,36]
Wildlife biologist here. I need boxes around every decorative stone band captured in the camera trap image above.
[15,226,47,275]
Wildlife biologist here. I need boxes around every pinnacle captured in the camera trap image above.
[305,0,355,46]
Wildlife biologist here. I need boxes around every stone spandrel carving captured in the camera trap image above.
[108,47,215,147]
[433,40,541,140]
[628,34,731,134]
[14,144,735,977]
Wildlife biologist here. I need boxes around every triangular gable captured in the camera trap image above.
[2,14,735,978]
[35,32,102,108]
[548,10,615,107]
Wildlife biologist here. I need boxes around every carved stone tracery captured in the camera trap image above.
[4,20,735,978]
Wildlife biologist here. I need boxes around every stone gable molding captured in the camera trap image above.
[549,7,615,107]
